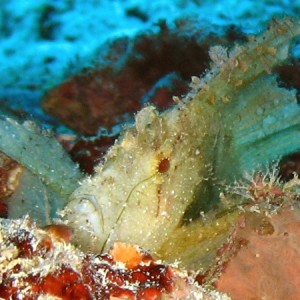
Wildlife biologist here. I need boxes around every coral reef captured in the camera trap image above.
[1,13,300,300]
[2,1,296,127]
[0,217,229,300]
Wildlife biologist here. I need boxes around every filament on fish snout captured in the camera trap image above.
[99,156,171,252]
[100,172,159,253]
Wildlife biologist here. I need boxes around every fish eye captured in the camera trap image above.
[158,158,170,173]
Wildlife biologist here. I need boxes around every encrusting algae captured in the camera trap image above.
[1,17,300,299]
[0,217,231,299]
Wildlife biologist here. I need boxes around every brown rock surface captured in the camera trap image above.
[214,207,300,300]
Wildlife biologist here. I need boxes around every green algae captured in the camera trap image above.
[0,117,83,224]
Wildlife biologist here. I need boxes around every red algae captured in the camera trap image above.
[0,218,226,300]
[279,152,300,181]
[0,202,8,218]
[43,20,232,135]
[0,223,173,299]
[69,135,117,174]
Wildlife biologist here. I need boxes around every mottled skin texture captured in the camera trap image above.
[62,18,300,261]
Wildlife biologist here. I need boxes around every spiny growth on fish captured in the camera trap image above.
[0,18,300,277]
[61,17,300,260]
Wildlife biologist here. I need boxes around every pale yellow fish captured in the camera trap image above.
[61,18,300,256]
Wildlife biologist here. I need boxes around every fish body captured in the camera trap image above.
[62,18,300,254]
